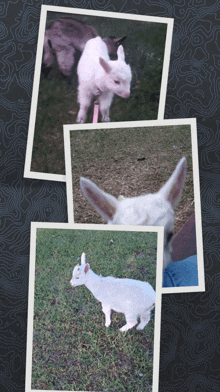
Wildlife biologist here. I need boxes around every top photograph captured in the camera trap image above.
[24,6,173,181]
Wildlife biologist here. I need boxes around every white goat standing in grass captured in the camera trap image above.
[76,36,132,123]
[70,252,155,332]
[80,157,187,270]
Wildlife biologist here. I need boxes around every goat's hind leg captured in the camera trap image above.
[136,310,151,330]
[120,314,138,332]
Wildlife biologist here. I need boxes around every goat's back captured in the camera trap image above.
[77,37,109,80]
[49,18,98,51]
[95,277,155,315]
[80,36,109,62]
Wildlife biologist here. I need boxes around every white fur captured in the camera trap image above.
[70,253,155,332]
[76,37,132,123]
[80,157,187,270]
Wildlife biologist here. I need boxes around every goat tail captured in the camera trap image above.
[148,301,156,312]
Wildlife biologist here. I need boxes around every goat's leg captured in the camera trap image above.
[77,85,93,123]
[42,37,55,77]
[99,91,113,122]
[136,311,151,330]
[56,46,75,77]
[43,35,55,68]
[102,304,112,327]
[120,315,138,332]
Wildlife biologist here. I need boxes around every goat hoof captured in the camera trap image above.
[76,118,85,124]
[76,113,86,124]
[102,117,110,122]
[120,325,128,332]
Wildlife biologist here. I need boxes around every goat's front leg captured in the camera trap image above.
[56,47,75,77]
[99,91,114,122]
[77,84,93,123]
[102,304,111,327]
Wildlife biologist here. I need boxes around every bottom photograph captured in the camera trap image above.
[26,223,163,392]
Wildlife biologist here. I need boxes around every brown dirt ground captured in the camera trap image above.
[70,125,195,235]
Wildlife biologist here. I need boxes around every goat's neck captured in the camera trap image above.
[85,269,102,297]
[95,68,109,92]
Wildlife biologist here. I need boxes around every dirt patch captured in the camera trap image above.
[70,125,195,234]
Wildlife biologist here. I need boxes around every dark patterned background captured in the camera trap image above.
[1,1,220,391]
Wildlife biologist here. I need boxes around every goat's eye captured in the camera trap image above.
[114,80,120,85]
[75,276,79,279]
[167,232,173,243]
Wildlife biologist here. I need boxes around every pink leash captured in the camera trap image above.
[93,100,99,123]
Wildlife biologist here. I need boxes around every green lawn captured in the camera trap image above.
[32,228,157,391]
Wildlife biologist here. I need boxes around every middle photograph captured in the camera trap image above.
[64,119,204,291]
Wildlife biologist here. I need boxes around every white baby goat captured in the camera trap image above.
[70,252,155,332]
[76,36,132,123]
[80,157,187,270]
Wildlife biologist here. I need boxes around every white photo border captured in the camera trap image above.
[24,4,174,183]
[26,222,164,392]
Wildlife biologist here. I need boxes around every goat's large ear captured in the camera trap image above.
[117,45,125,61]
[158,157,187,209]
[114,36,127,46]
[99,57,111,73]
[80,177,118,223]
[81,252,86,265]
[84,263,90,274]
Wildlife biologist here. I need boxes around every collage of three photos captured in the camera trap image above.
[23,5,205,392]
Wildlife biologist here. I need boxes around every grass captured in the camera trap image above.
[31,11,167,174]
[70,124,194,234]
[32,228,157,391]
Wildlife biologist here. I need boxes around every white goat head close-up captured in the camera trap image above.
[70,253,156,332]
[80,157,187,270]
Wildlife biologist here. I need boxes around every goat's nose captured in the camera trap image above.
[124,92,130,98]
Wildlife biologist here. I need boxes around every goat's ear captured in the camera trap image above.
[99,57,111,73]
[81,252,86,265]
[115,36,127,46]
[84,263,90,274]
[158,157,187,209]
[80,177,118,223]
[117,45,125,61]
